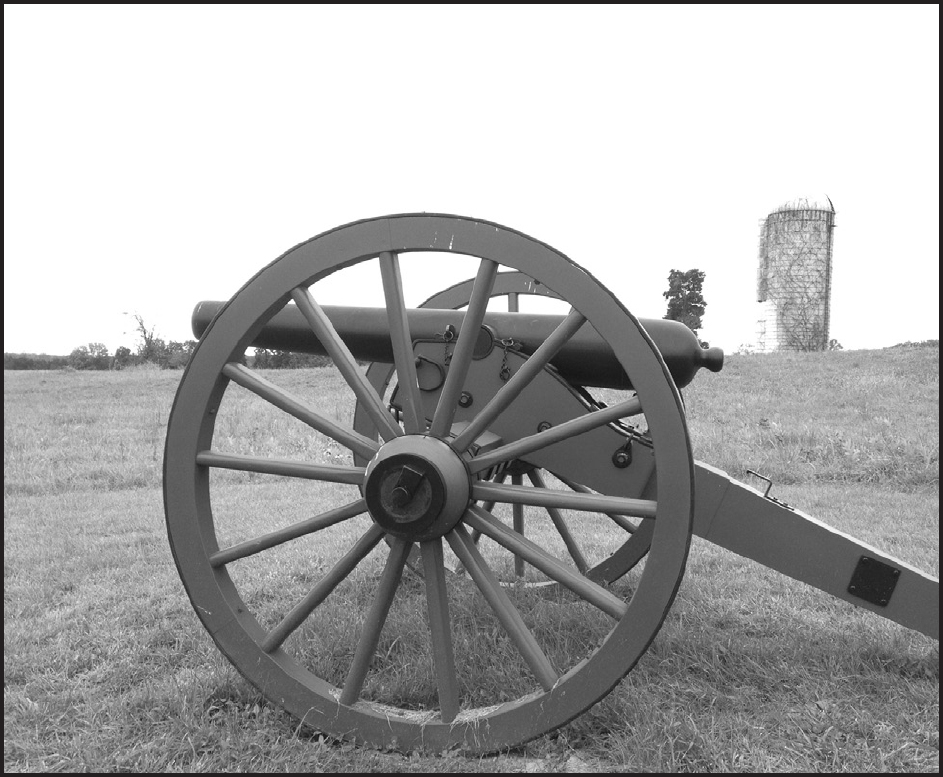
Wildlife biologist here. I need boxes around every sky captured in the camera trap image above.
[4,4,939,357]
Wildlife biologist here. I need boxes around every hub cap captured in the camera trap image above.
[363,435,470,541]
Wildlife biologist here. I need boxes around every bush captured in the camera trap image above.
[69,343,111,370]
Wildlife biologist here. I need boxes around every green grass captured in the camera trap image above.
[679,346,939,489]
[4,346,938,772]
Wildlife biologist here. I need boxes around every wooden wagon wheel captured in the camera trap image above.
[164,214,693,753]
[352,271,655,585]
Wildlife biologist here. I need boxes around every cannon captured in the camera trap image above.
[190,299,726,391]
[164,213,938,754]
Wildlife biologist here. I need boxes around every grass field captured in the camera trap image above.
[4,344,938,772]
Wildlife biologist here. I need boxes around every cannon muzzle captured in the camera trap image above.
[192,301,723,390]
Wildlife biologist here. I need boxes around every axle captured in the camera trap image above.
[192,301,724,390]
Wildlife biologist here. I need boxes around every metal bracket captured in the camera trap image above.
[746,470,795,511]
[847,555,901,607]
[746,469,774,498]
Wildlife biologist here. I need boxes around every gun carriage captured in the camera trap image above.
[165,214,938,754]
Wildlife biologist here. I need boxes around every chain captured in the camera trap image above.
[441,324,456,365]
[498,338,518,381]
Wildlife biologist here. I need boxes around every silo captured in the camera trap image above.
[755,198,836,352]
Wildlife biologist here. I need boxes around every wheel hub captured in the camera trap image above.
[363,436,470,541]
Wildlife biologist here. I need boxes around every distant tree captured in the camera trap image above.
[165,340,197,369]
[127,314,198,368]
[286,351,330,368]
[253,348,273,369]
[69,344,93,369]
[131,314,168,365]
[113,345,133,370]
[69,343,111,370]
[252,348,329,369]
[663,269,706,334]
[87,343,111,369]
[269,349,294,369]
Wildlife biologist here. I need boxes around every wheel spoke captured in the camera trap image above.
[429,259,498,438]
[196,451,364,485]
[446,525,557,691]
[291,286,402,441]
[420,539,460,723]
[451,308,586,453]
[261,524,385,653]
[465,506,628,620]
[379,252,425,435]
[471,480,657,519]
[339,539,412,705]
[222,363,379,460]
[209,499,367,567]
[527,470,589,573]
[467,470,505,550]
[468,396,642,474]
[554,473,641,533]
[512,474,525,578]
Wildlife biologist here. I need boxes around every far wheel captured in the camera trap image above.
[353,271,655,584]
[164,214,693,754]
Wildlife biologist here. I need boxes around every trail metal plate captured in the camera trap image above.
[848,555,901,607]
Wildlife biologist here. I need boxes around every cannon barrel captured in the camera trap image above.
[192,301,724,390]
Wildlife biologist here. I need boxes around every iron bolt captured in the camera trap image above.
[458,392,473,408]
[612,445,632,468]
[537,421,552,432]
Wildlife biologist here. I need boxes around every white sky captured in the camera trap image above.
[4,4,939,356]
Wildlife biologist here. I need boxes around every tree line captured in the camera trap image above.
[5,345,332,371]
[4,313,333,371]
[4,340,200,371]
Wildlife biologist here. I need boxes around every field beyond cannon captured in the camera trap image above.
[4,344,938,772]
